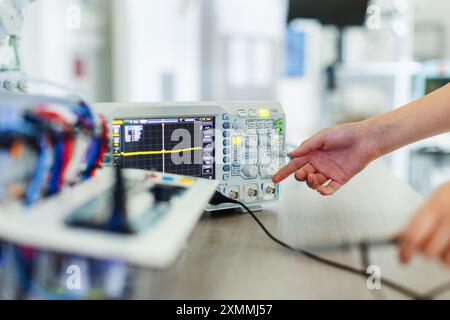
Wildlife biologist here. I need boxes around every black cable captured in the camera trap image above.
[209,191,450,300]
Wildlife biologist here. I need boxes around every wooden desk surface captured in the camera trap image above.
[132,160,450,299]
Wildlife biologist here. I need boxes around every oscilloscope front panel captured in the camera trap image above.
[94,101,286,205]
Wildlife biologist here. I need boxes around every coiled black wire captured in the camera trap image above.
[209,191,450,300]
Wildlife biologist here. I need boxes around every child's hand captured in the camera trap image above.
[399,182,450,266]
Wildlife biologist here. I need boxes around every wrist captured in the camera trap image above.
[360,117,390,160]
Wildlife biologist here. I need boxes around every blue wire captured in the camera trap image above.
[1,99,100,204]
[82,137,101,180]
[48,136,63,196]
[24,137,49,206]
[10,247,83,300]
[71,101,94,130]
[0,115,45,206]
[78,100,95,129]
[68,100,100,181]
[0,123,36,138]
[13,247,33,295]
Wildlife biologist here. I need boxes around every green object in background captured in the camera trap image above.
[425,78,450,95]
[0,35,21,72]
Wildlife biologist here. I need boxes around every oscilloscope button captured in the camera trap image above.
[223,140,230,146]
[238,109,247,117]
[162,176,175,182]
[245,137,258,149]
[265,120,273,128]
[223,148,231,155]
[17,80,27,92]
[259,135,269,147]
[222,114,230,120]
[223,157,231,163]
[257,129,266,135]
[247,120,257,128]
[249,152,258,159]
[223,122,231,129]
[242,164,258,179]
[248,109,258,117]
[3,80,14,91]
[180,178,193,185]
[275,125,285,132]
[223,165,231,172]
[223,131,230,138]
[260,155,272,167]
[148,173,158,179]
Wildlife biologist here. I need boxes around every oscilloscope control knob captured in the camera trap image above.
[259,157,271,167]
[271,145,285,158]
[245,137,258,149]
[242,164,258,179]
[259,156,275,176]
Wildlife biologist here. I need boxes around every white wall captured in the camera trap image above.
[112,0,201,102]
[413,0,450,60]
[21,0,70,86]
[21,0,112,101]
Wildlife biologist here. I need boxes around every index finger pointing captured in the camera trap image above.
[289,134,325,158]
[272,157,309,183]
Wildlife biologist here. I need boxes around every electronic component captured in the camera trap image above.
[0,168,218,268]
[112,116,215,180]
[94,101,287,210]
[0,72,27,92]
[0,90,111,299]
[0,0,33,92]
[0,92,108,206]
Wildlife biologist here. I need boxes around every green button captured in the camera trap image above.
[17,80,27,92]
[276,127,285,134]
[276,119,284,126]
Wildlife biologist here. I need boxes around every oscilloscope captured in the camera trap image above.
[94,101,287,209]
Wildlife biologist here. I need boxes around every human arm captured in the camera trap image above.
[273,83,450,195]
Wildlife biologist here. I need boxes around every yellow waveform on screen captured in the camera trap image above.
[120,147,202,157]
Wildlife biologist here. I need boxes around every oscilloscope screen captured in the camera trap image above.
[112,117,215,179]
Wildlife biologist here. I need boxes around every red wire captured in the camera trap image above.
[59,138,74,187]
[35,108,74,189]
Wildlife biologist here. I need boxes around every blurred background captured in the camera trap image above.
[12,0,450,195]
